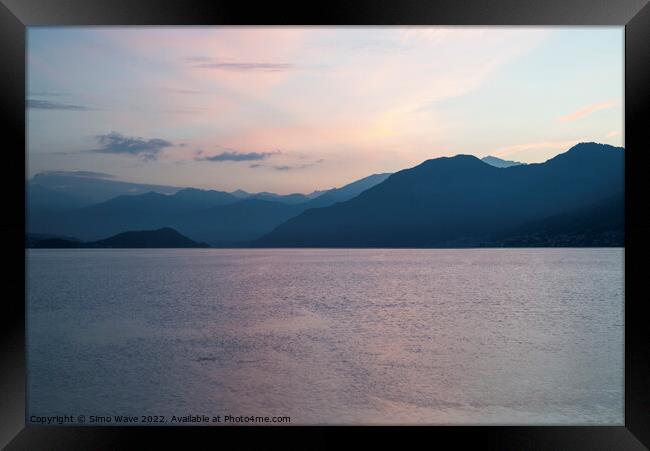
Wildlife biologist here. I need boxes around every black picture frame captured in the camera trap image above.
[2,0,649,448]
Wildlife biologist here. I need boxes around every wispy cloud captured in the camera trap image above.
[92,132,174,161]
[196,150,280,162]
[187,57,295,72]
[26,27,622,193]
[39,170,115,179]
[606,130,621,138]
[558,100,619,122]
[250,159,324,171]
[272,161,323,171]
[28,99,95,111]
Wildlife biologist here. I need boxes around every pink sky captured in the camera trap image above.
[28,27,623,193]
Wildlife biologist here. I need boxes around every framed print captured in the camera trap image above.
[1,0,649,448]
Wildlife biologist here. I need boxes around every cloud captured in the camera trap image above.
[272,161,322,171]
[40,170,114,179]
[558,100,619,122]
[606,130,621,138]
[92,131,174,161]
[28,99,95,111]
[249,159,324,171]
[187,57,295,72]
[197,150,280,162]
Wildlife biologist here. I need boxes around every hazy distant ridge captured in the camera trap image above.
[27,171,391,245]
[26,143,623,248]
[481,156,525,168]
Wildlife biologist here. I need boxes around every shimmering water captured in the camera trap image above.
[26,248,624,425]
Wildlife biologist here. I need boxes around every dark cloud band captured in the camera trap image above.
[39,170,115,179]
[250,160,324,171]
[92,132,173,161]
[28,99,94,111]
[197,151,279,162]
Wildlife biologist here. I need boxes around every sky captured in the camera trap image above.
[27,27,624,194]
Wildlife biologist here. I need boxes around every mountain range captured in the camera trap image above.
[255,143,623,247]
[27,170,391,244]
[27,170,342,210]
[26,143,624,248]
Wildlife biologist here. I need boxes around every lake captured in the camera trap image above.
[26,248,624,425]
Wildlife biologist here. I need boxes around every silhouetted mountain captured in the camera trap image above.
[29,172,395,245]
[230,189,250,198]
[29,228,208,248]
[254,143,624,247]
[165,174,394,244]
[30,170,318,209]
[28,189,239,241]
[26,184,96,239]
[29,238,84,248]
[481,156,525,168]
[26,233,82,248]
[90,228,208,248]
[28,144,622,248]
[485,192,624,247]
[305,173,392,208]
[26,184,90,212]
[170,188,239,209]
[227,174,391,206]
[167,174,395,245]
[305,189,328,199]
[170,199,306,245]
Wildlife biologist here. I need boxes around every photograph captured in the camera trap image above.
[25,26,625,426]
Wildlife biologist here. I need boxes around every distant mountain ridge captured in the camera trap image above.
[27,189,239,241]
[28,171,334,209]
[29,171,182,207]
[228,190,313,205]
[26,143,623,248]
[27,183,90,212]
[303,173,392,208]
[481,155,525,168]
[254,143,624,247]
[27,171,392,245]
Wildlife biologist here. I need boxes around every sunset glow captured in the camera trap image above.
[28,27,623,193]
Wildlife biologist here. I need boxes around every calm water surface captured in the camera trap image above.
[27,249,624,425]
